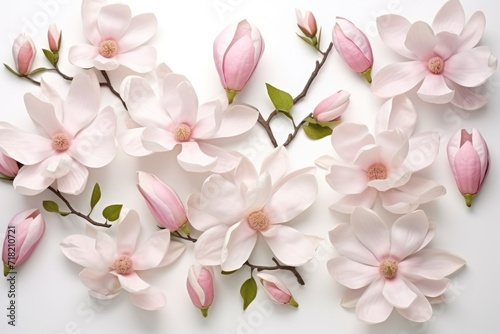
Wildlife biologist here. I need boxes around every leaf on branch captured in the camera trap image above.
[29,67,49,76]
[303,123,333,140]
[102,204,123,222]
[43,200,60,213]
[90,183,101,211]
[240,277,257,310]
[3,63,21,77]
[42,49,56,66]
[266,83,293,114]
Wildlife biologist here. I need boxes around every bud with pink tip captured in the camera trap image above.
[332,17,373,83]
[47,24,61,53]
[213,20,265,104]
[447,128,490,207]
[313,90,350,123]
[295,9,318,38]
[187,265,215,317]
[137,172,189,233]
[257,273,298,307]
[0,153,19,179]
[12,34,36,75]
[2,209,45,276]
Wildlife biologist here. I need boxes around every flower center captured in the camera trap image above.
[379,259,398,279]
[175,123,192,142]
[428,56,444,74]
[52,132,71,151]
[247,210,269,231]
[367,163,387,180]
[113,255,133,275]
[99,39,118,58]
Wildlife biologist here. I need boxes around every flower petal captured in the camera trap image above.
[129,286,166,311]
[432,0,465,35]
[118,13,157,52]
[405,22,437,61]
[390,211,429,260]
[213,103,259,138]
[445,46,496,87]
[395,280,433,322]
[0,127,53,165]
[24,92,63,137]
[68,44,99,69]
[142,126,177,152]
[375,94,417,136]
[131,229,171,271]
[166,79,198,126]
[403,273,450,298]
[116,271,149,293]
[417,74,455,104]
[244,172,273,213]
[327,256,379,289]
[117,210,141,255]
[331,123,373,162]
[458,11,485,51]
[116,46,156,73]
[56,160,89,195]
[118,128,152,157]
[221,222,257,271]
[191,101,222,140]
[376,14,413,58]
[341,287,366,308]
[197,143,241,173]
[446,80,488,110]
[158,241,185,267]
[261,225,315,266]
[79,268,120,296]
[194,225,230,266]
[404,131,440,172]
[60,234,104,269]
[351,208,390,262]
[93,55,120,71]
[356,278,394,324]
[371,61,428,98]
[260,146,289,186]
[329,223,379,266]
[383,276,417,309]
[13,163,54,196]
[97,4,131,41]
[399,249,466,279]
[177,142,218,173]
[376,129,408,168]
[326,165,368,194]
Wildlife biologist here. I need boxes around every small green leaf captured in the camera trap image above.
[102,204,123,222]
[302,123,333,140]
[221,270,238,275]
[266,83,293,113]
[59,212,70,217]
[90,183,101,211]
[240,277,257,310]
[4,263,11,276]
[43,49,56,66]
[304,116,318,125]
[29,67,49,76]
[3,63,21,77]
[43,200,60,213]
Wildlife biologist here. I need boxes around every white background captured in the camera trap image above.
[1,0,499,333]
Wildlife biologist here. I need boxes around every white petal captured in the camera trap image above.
[118,128,153,157]
[60,235,104,269]
[371,62,428,98]
[177,142,218,173]
[24,92,63,137]
[97,4,131,41]
[390,211,429,260]
[129,286,166,310]
[404,22,437,62]
[142,126,177,152]
[376,14,414,58]
[375,94,417,136]
[404,131,440,172]
[221,222,257,271]
[446,80,488,111]
[118,13,157,52]
[116,46,156,73]
[158,241,185,267]
[131,229,171,271]
[261,225,315,266]
[56,160,89,195]
[351,208,390,262]
[197,143,241,173]
[79,268,120,296]
[432,0,465,35]
[0,127,53,165]
[116,272,149,293]
[68,44,99,69]
[213,103,259,138]
[327,256,379,289]
[329,223,379,266]
[417,74,455,104]
[399,249,466,279]
[382,277,417,309]
[326,165,368,194]
[331,123,373,162]
[194,225,230,266]
[356,278,394,324]
[458,11,485,51]
[117,210,141,255]
[13,163,54,196]
[395,280,433,322]
[260,146,289,185]
[445,47,496,87]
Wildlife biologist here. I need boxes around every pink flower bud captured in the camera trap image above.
[213,20,264,102]
[137,172,188,232]
[295,9,318,38]
[187,265,214,317]
[332,17,373,83]
[12,33,36,75]
[0,153,19,178]
[48,24,61,53]
[2,209,45,276]
[447,128,490,207]
[257,273,298,307]
[313,90,350,122]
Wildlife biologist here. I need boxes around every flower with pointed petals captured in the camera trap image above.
[119,64,259,173]
[60,209,185,310]
[328,207,465,324]
[0,72,117,196]
[316,95,445,214]
[257,273,298,307]
[372,0,497,110]
[69,0,157,73]
[187,147,317,272]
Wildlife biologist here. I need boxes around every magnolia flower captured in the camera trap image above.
[2,209,45,276]
[0,72,117,195]
[312,90,350,122]
[447,128,489,207]
[60,210,185,310]
[12,33,36,75]
[257,273,298,307]
[295,9,317,38]
[328,208,465,323]
[213,20,264,103]
[119,64,259,173]
[0,153,19,178]
[186,265,215,317]
[187,147,317,272]
[69,0,157,73]
[47,24,61,53]
[372,0,497,110]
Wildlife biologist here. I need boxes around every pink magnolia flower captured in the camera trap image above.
[372,0,497,110]
[2,209,45,276]
[47,24,61,53]
[119,64,259,173]
[0,153,19,178]
[187,147,317,272]
[12,33,36,75]
[186,264,215,317]
[0,72,117,195]
[137,171,188,232]
[447,128,489,207]
[295,9,318,38]
[69,0,157,73]
[213,20,264,102]
[332,17,373,83]
[60,209,185,310]
[328,207,465,323]
[312,90,350,122]
[257,273,298,307]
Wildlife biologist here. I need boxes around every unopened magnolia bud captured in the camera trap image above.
[257,273,298,307]
[12,33,36,75]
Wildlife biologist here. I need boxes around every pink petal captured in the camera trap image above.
[117,210,141,255]
[458,11,485,51]
[261,225,315,266]
[60,235,104,269]
[376,130,408,168]
[94,232,115,265]
[39,79,64,120]
[243,173,273,213]
[395,280,433,322]
[97,4,131,41]
[191,101,222,140]
[260,146,289,186]
[453,141,481,194]
[118,13,157,52]
[177,142,218,172]
[79,268,120,296]
[404,131,440,172]
[446,80,488,110]
[356,278,394,324]
[431,0,465,35]
[0,127,53,165]
[376,14,413,58]
[390,211,429,260]
[131,229,171,271]
[24,93,63,137]
[375,95,417,136]
[403,273,450,298]
[93,55,120,71]
[327,256,379,289]
[383,277,417,309]
[129,286,167,310]
[314,155,335,170]
[197,143,241,173]
[341,288,366,308]
[445,47,496,87]
[158,241,185,267]
[164,80,198,126]
[13,163,54,196]
[329,223,379,266]
[116,46,156,73]
[351,208,390,262]
[213,103,259,139]
[399,249,465,279]
[329,189,378,214]
[118,128,153,157]
[194,225,230,266]
[471,128,489,183]
[331,123,373,162]
[326,165,368,194]
[221,222,257,271]
[371,61,428,98]
[81,0,105,45]
[222,35,256,91]
[404,22,437,61]
[68,44,99,69]
[116,271,149,293]
[56,160,89,195]
[142,127,178,152]
[417,74,454,104]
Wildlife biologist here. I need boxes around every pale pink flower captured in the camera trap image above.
[12,33,36,75]
[47,24,61,53]
[257,273,298,307]
[2,209,45,276]
[447,128,489,207]
[187,147,317,272]
[186,264,215,317]
[0,153,19,178]
[372,0,496,110]
[60,209,185,310]
[119,64,259,173]
[69,0,157,73]
[295,9,318,38]
[328,208,465,323]
[0,72,117,195]
[312,90,350,122]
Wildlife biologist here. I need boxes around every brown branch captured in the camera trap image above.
[245,257,305,285]
[100,70,127,110]
[170,231,198,243]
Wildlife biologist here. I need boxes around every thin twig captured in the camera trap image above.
[283,112,312,147]
[24,76,41,86]
[100,70,127,110]
[54,63,73,81]
[245,257,305,285]
[170,231,198,243]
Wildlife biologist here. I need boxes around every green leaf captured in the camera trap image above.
[302,123,333,140]
[304,116,318,125]
[43,49,56,66]
[43,200,60,213]
[266,83,293,113]
[90,183,101,211]
[4,263,11,276]
[29,67,49,76]
[221,270,238,275]
[240,277,257,310]
[3,63,21,77]
[102,204,123,222]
